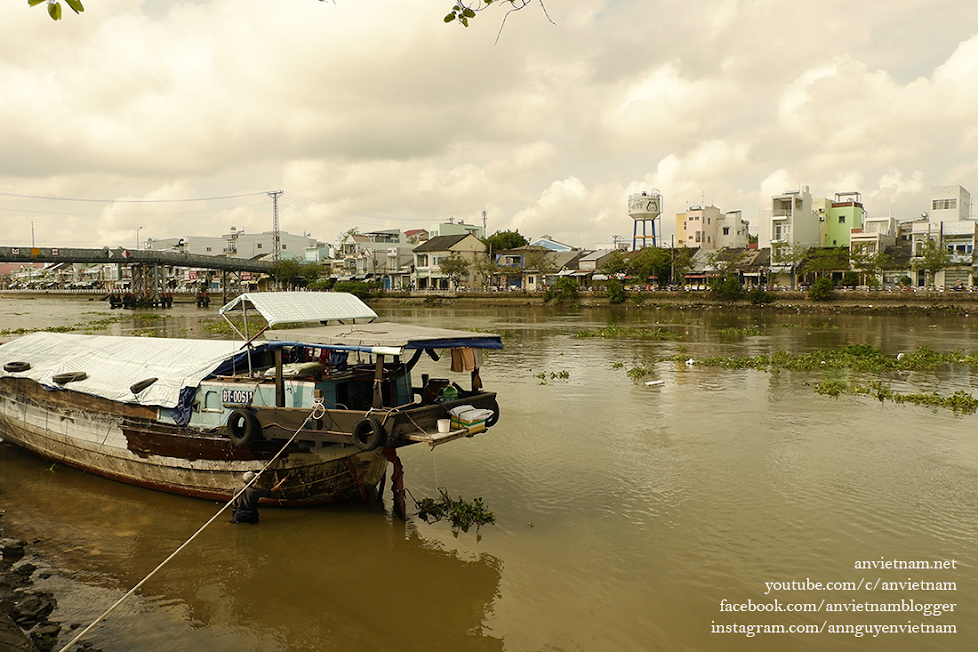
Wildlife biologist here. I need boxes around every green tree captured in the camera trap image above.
[598,250,628,276]
[771,243,807,286]
[670,247,694,285]
[708,274,742,301]
[272,258,321,289]
[808,276,835,301]
[472,253,499,289]
[30,0,83,21]
[850,248,896,287]
[628,247,670,285]
[439,252,471,289]
[911,239,952,287]
[484,230,529,254]
[543,276,577,303]
[803,247,849,279]
[604,278,625,304]
[523,247,558,277]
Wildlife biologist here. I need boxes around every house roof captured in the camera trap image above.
[413,234,475,252]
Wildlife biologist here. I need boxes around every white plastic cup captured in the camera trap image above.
[437,419,451,433]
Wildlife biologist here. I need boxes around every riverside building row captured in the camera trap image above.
[2,185,976,291]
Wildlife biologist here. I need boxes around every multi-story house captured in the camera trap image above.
[909,185,975,287]
[413,234,486,290]
[337,229,418,289]
[676,205,749,249]
[814,192,865,247]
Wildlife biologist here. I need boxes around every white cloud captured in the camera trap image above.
[1,0,978,248]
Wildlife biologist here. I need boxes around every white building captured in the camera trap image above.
[928,185,972,222]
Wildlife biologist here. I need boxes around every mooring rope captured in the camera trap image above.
[56,400,328,652]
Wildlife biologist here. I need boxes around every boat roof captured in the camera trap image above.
[266,323,503,350]
[220,292,377,326]
[0,332,251,408]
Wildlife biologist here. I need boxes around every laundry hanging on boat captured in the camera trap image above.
[450,347,483,372]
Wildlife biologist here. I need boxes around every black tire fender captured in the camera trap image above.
[52,372,87,384]
[3,361,31,373]
[130,377,158,394]
[352,417,386,451]
[485,398,500,428]
[227,408,261,447]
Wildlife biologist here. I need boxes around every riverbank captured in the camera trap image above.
[371,288,978,314]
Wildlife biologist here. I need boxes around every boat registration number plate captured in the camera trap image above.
[222,389,254,406]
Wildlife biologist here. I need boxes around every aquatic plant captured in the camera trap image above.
[812,380,978,414]
[715,326,762,337]
[415,488,495,535]
[574,325,682,340]
[676,345,968,374]
[626,366,653,379]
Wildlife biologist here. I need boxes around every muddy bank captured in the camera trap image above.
[0,522,98,652]
[372,289,978,315]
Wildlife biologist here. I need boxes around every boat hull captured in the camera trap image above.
[0,378,387,505]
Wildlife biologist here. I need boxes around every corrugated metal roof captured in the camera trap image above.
[220,292,377,326]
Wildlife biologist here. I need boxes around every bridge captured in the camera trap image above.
[0,246,275,305]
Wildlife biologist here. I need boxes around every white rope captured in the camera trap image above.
[57,400,327,652]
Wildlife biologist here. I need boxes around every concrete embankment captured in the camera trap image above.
[372,288,978,313]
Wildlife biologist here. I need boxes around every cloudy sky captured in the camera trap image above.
[2,0,978,251]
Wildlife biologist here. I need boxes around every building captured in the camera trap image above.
[676,205,749,250]
[928,185,972,222]
[223,229,313,260]
[144,236,228,256]
[413,234,486,290]
[428,219,484,240]
[813,192,865,247]
[336,229,417,289]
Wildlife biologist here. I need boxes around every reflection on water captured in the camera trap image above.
[1,297,977,651]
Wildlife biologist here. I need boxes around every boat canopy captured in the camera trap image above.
[266,323,503,351]
[0,333,251,408]
[220,292,377,326]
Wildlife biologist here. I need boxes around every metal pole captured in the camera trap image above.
[267,190,283,263]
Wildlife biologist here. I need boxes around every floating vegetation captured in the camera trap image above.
[469,327,517,339]
[626,366,654,379]
[2,314,124,336]
[534,370,569,384]
[414,489,495,535]
[611,362,624,369]
[812,380,978,414]
[675,345,972,373]
[715,326,762,336]
[574,325,683,340]
[132,313,168,322]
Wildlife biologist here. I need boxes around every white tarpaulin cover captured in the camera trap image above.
[220,292,377,326]
[0,333,247,408]
[266,323,503,349]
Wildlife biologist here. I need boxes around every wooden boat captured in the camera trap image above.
[0,293,501,508]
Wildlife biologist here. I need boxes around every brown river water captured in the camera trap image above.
[0,296,976,651]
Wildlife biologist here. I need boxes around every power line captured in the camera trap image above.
[0,199,270,218]
[0,190,269,203]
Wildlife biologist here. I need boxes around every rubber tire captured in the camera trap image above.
[130,377,158,394]
[485,398,500,428]
[52,372,87,384]
[227,408,260,448]
[352,417,386,452]
[3,361,31,373]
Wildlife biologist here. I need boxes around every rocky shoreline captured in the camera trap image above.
[0,522,100,652]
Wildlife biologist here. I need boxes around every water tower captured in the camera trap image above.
[628,190,662,250]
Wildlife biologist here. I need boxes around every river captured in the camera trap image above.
[0,296,976,651]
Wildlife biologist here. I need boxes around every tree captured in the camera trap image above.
[272,258,321,289]
[543,276,577,303]
[911,239,952,287]
[439,252,471,289]
[484,230,528,254]
[444,1,554,39]
[522,247,558,276]
[598,250,628,276]
[628,247,670,285]
[808,277,835,301]
[30,0,83,21]
[770,243,807,286]
[802,247,849,280]
[472,253,499,289]
[850,248,896,287]
[670,247,694,286]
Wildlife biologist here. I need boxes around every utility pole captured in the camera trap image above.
[267,190,283,263]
